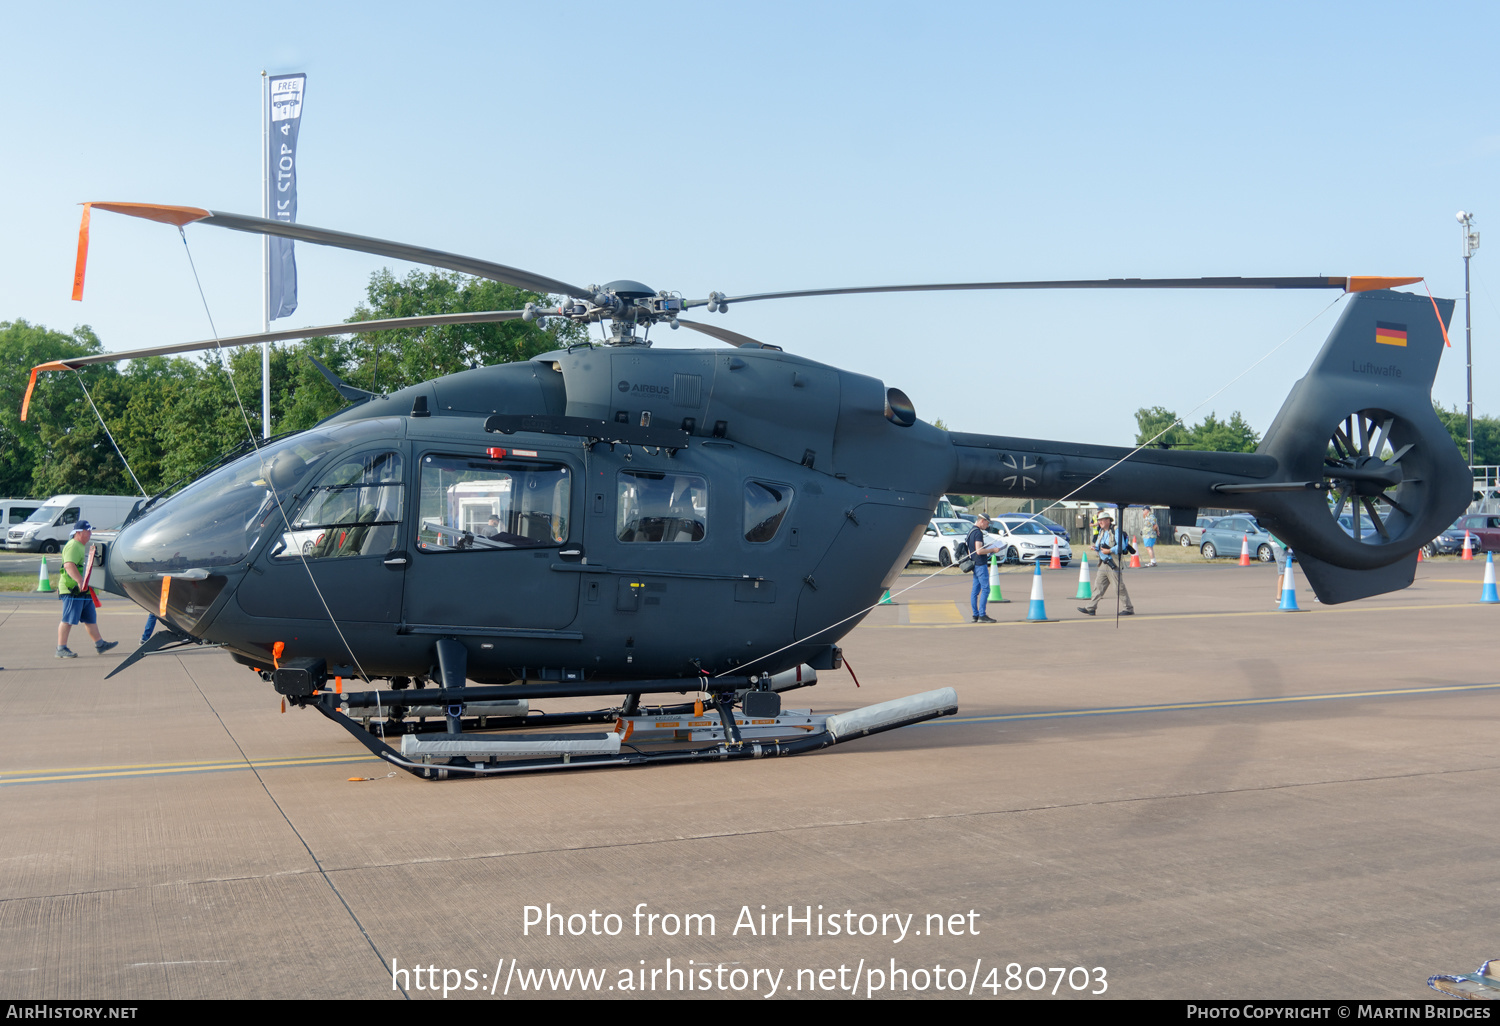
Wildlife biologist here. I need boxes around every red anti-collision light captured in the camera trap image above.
[487,447,506,459]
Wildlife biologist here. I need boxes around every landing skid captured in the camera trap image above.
[306,672,957,780]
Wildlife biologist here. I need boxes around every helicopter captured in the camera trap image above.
[22,201,1471,779]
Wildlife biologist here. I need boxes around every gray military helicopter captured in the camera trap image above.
[26,201,1470,778]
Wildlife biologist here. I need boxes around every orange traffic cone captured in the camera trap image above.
[1462,531,1474,560]
[1417,546,1424,562]
[1239,534,1251,566]
[1129,536,1142,569]
[1048,534,1062,570]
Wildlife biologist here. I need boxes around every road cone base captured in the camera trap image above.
[1074,585,1093,599]
[1480,587,1499,604]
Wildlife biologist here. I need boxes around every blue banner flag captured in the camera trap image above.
[267,73,306,320]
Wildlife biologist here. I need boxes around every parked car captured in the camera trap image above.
[1336,511,1380,541]
[1175,516,1220,547]
[911,518,975,567]
[1426,514,1500,557]
[1199,514,1276,561]
[987,519,1072,565]
[992,512,1069,538]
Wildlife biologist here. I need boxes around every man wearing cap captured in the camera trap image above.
[966,514,1004,623]
[56,521,118,659]
[1077,511,1135,617]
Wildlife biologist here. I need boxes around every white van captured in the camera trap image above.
[4,494,138,553]
[0,499,45,537]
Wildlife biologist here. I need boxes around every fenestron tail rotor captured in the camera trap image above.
[1324,409,1419,545]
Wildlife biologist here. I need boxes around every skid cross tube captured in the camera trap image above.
[314,687,958,780]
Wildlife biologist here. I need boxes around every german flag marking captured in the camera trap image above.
[1375,321,1408,346]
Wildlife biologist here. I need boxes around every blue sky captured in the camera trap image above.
[3,1,1496,444]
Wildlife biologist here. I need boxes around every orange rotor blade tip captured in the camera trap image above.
[1345,276,1423,293]
[21,366,41,422]
[71,204,92,302]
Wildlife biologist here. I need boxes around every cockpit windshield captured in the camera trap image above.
[116,419,405,573]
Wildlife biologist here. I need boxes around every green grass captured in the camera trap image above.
[0,573,41,592]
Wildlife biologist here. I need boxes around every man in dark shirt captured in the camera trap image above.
[966,515,1004,623]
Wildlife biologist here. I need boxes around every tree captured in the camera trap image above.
[1432,402,1500,467]
[340,269,586,392]
[0,320,135,497]
[1133,406,1259,453]
[1190,411,1259,453]
[1,269,598,499]
[1133,406,1191,448]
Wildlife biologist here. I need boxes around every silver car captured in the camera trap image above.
[1175,516,1220,547]
[1199,515,1276,561]
[910,518,975,567]
[987,519,1073,565]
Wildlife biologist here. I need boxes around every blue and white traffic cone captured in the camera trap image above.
[1074,552,1092,599]
[1026,562,1051,621]
[987,554,1009,603]
[1482,552,1499,604]
[1278,561,1304,611]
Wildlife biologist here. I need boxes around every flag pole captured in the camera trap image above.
[260,70,271,440]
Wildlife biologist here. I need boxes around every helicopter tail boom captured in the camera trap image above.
[946,289,1469,602]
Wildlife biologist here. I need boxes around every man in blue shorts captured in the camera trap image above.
[56,521,118,659]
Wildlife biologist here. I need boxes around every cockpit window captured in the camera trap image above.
[116,419,404,573]
[273,451,404,560]
[618,470,707,543]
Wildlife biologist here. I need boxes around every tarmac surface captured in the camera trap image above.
[1,560,1497,1001]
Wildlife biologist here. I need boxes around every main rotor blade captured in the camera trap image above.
[675,318,778,349]
[85,202,592,297]
[37,310,531,369]
[691,275,1423,308]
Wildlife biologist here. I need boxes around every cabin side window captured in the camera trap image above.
[274,451,404,560]
[617,470,707,543]
[743,481,793,542]
[416,454,570,553]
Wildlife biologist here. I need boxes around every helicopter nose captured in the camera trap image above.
[107,513,232,635]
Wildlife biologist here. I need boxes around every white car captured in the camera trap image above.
[910,518,976,567]
[986,519,1073,565]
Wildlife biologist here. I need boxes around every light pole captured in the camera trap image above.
[1457,210,1480,468]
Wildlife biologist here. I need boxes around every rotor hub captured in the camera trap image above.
[526,280,688,344]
